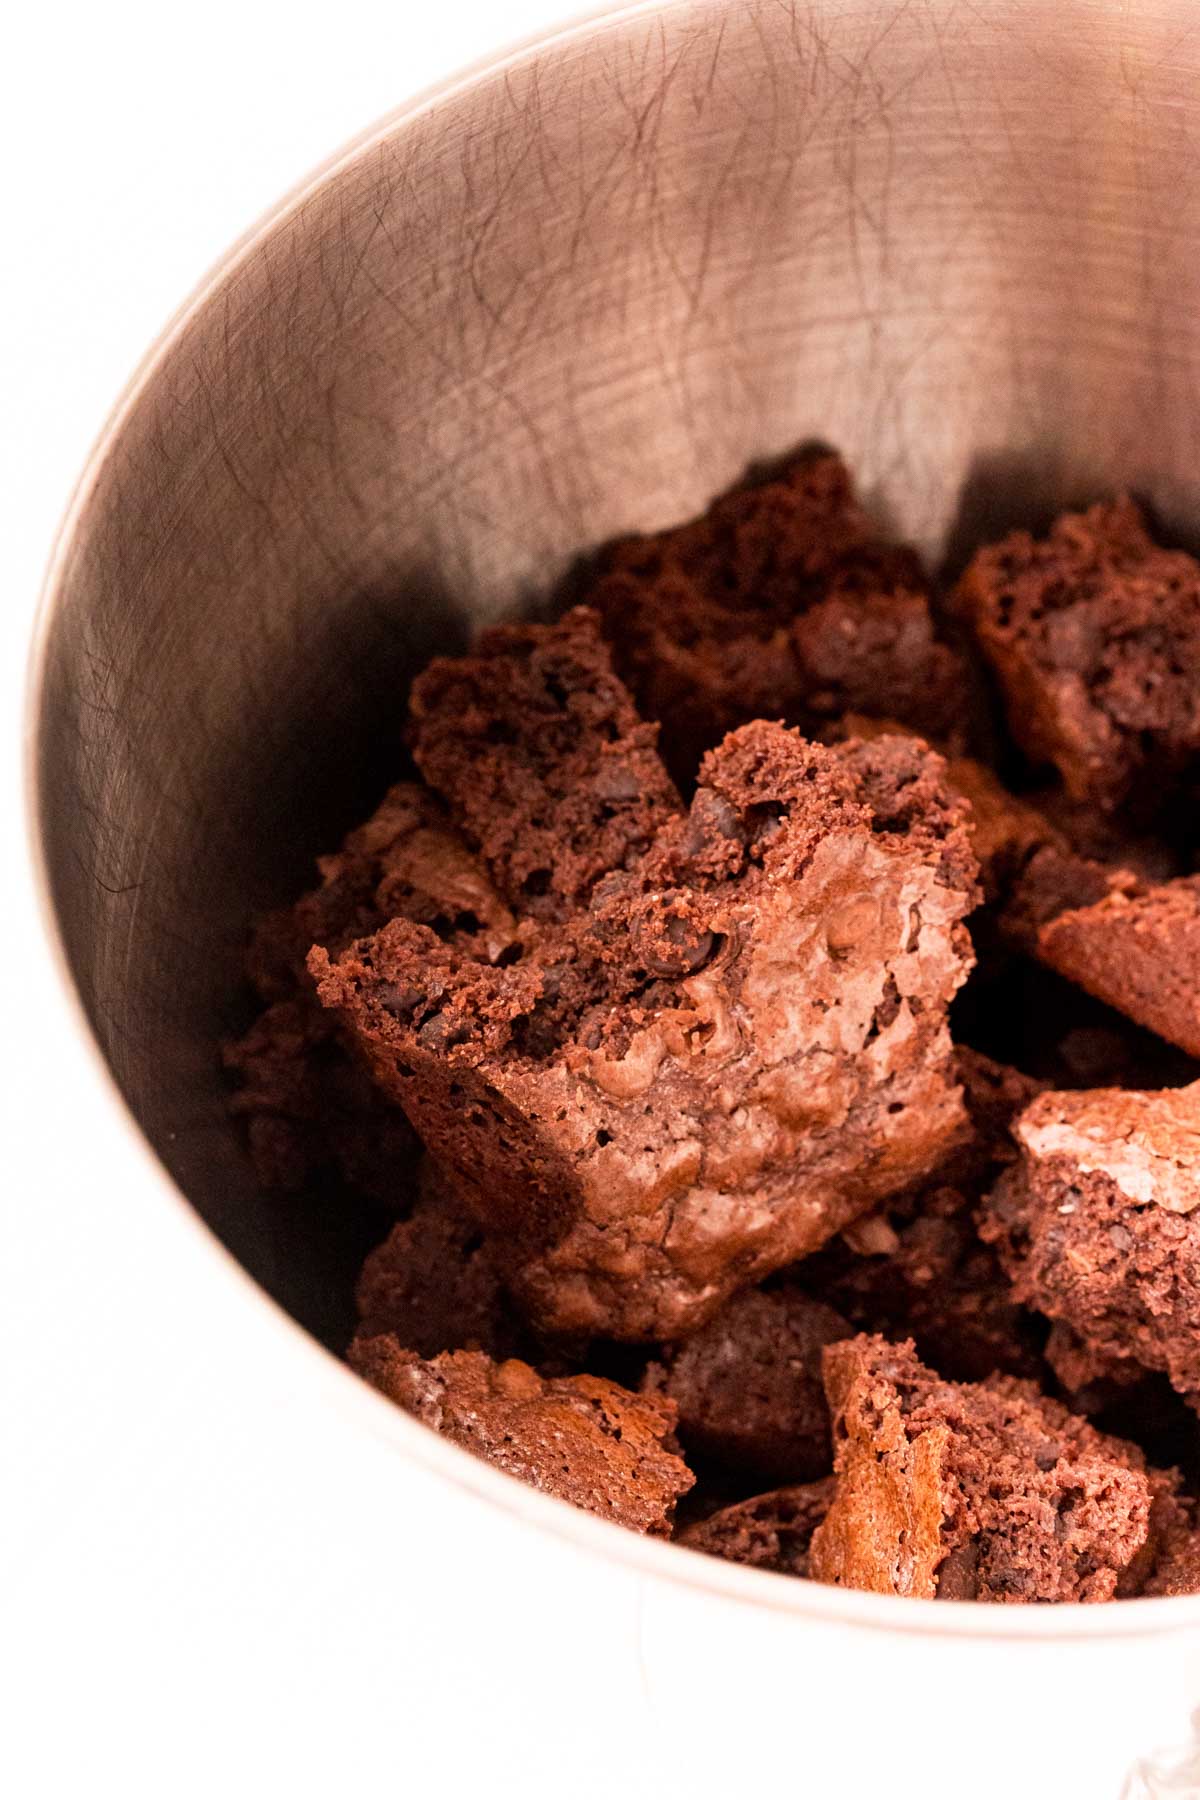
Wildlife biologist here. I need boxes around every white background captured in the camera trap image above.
[1,7,644,1798]
[10,7,1200,1797]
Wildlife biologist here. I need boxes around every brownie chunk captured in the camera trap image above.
[1038,876,1200,1057]
[1143,1500,1200,1597]
[347,1338,694,1535]
[678,1479,835,1577]
[808,1335,1156,1602]
[1033,786,1179,888]
[807,1185,1045,1385]
[822,715,1126,951]
[408,607,680,919]
[797,1049,1046,1382]
[1044,1323,1152,1412]
[958,497,1200,815]
[246,781,517,1000]
[227,782,515,1199]
[981,1082,1200,1408]
[588,451,968,781]
[1004,847,1132,951]
[313,724,979,1339]
[224,998,416,1201]
[354,1160,526,1361]
[643,1288,851,1483]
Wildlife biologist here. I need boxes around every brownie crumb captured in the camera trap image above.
[348,1338,694,1535]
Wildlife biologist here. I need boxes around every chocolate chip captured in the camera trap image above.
[934,1541,979,1600]
[642,929,716,978]
[593,762,643,804]
[749,804,785,846]
[679,788,745,861]
[590,871,633,910]
[377,980,423,1020]
[418,1012,471,1052]
[539,962,568,1004]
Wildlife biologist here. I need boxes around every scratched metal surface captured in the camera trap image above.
[33,0,1200,1340]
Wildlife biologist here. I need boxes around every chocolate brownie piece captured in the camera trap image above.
[227,782,516,1198]
[958,497,1200,815]
[312,724,979,1339]
[797,1049,1046,1382]
[354,1160,526,1361]
[408,607,680,919]
[1143,1500,1200,1596]
[347,1338,694,1535]
[1039,1323,1194,1479]
[1038,876,1200,1057]
[1033,787,1179,888]
[1044,1323,1152,1411]
[224,998,416,1201]
[246,781,517,1000]
[807,1185,1045,1385]
[981,1082,1200,1408]
[823,716,1125,946]
[808,1335,1156,1602]
[587,451,967,781]
[678,1479,835,1576]
[642,1288,851,1483]
[1004,846,1133,950]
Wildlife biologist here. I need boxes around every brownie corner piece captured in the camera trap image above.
[407,605,680,918]
[347,1337,694,1536]
[957,496,1200,814]
[809,1334,1156,1602]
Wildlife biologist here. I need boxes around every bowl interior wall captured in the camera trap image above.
[35,0,1200,1342]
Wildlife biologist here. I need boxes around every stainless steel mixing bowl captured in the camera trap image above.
[27,2,1200,1791]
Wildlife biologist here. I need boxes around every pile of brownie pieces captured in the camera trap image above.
[226,451,1200,1604]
